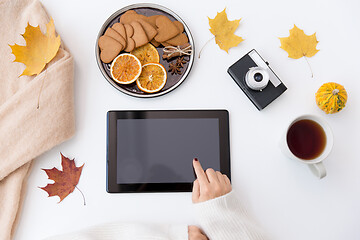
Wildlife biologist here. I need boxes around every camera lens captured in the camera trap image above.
[245,67,270,91]
[254,73,263,82]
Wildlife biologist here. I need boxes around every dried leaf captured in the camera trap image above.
[208,8,244,53]
[279,25,319,59]
[40,153,84,203]
[10,19,61,76]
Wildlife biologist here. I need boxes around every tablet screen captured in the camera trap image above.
[107,110,230,193]
[116,118,220,184]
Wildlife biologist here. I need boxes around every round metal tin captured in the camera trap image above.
[96,3,195,98]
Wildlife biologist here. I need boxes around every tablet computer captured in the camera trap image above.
[107,110,230,193]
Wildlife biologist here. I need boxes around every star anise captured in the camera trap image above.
[168,62,182,75]
[176,56,188,68]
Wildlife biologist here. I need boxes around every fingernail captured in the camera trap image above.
[194,158,198,161]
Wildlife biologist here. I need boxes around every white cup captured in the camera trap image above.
[280,115,333,179]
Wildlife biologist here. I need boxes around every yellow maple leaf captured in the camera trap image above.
[10,19,61,76]
[279,25,319,59]
[208,8,244,53]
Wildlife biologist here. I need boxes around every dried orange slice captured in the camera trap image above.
[110,53,142,84]
[130,43,159,65]
[136,63,167,93]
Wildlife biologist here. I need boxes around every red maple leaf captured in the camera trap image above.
[40,153,85,204]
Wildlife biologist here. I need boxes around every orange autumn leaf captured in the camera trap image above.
[10,18,61,76]
[40,153,84,204]
[208,8,244,53]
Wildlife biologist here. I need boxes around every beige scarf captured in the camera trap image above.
[0,0,75,239]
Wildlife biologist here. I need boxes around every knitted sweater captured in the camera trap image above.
[0,0,75,239]
[45,191,265,240]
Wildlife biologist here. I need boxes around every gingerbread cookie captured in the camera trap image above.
[161,42,171,47]
[150,39,161,47]
[124,38,135,52]
[104,28,126,49]
[136,19,157,41]
[147,15,160,28]
[124,10,136,15]
[164,33,188,46]
[154,15,179,43]
[120,10,148,24]
[124,24,135,52]
[130,21,148,48]
[112,23,127,40]
[173,21,184,33]
[124,23,134,37]
[98,35,123,63]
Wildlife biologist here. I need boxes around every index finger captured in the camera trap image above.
[193,158,209,185]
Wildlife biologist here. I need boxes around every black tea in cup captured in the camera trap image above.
[286,119,327,160]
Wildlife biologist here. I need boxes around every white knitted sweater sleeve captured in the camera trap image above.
[194,191,265,240]
[44,223,188,240]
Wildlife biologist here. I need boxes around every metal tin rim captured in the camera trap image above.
[95,3,195,98]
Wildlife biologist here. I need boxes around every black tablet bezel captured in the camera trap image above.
[107,110,230,193]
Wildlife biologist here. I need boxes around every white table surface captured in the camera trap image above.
[15,0,360,239]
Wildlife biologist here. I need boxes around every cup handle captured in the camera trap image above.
[308,162,326,179]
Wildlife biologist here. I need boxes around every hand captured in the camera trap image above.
[192,158,232,203]
[188,225,209,240]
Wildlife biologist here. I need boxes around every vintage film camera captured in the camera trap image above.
[228,49,287,110]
